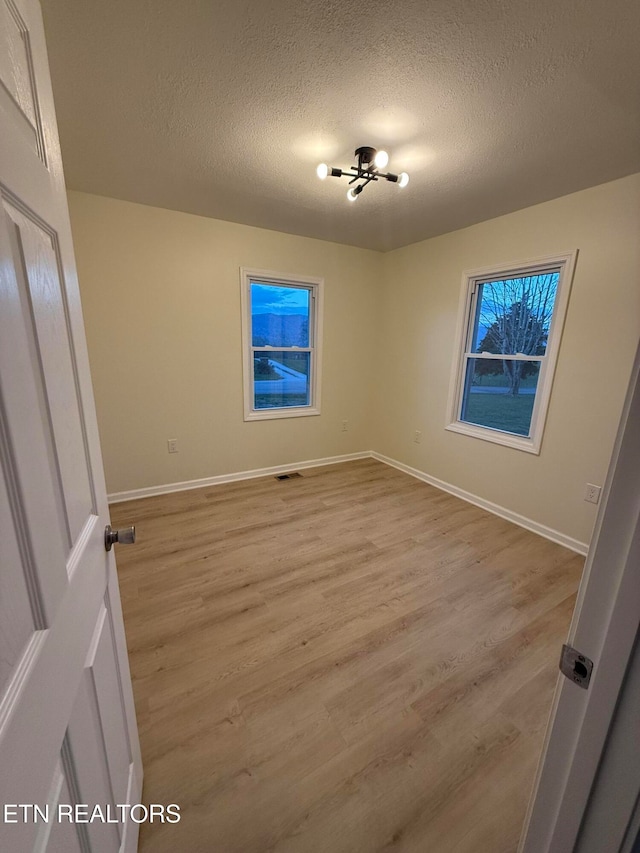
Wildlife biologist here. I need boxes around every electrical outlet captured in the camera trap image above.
[584,483,601,505]
[414,430,422,444]
[167,439,178,454]
[341,419,348,432]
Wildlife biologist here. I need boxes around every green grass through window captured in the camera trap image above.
[462,393,535,436]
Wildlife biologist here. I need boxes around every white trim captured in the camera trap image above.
[240,267,324,422]
[519,341,640,853]
[460,353,545,361]
[370,451,588,555]
[445,420,541,454]
[445,251,578,455]
[108,449,588,555]
[244,404,321,421]
[107,452,370,503]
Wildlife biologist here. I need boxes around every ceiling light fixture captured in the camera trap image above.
[316,146,409,202]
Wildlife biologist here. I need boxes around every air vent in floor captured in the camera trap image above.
[275,472,302,480]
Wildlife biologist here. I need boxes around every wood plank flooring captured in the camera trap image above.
[110,458,584,853]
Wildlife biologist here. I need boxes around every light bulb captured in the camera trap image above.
[398,172,409,188]
[374,150,389,169]
[347,187,359,202]
[316,163,329,180]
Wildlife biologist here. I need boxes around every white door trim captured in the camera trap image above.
[519,341,640,852]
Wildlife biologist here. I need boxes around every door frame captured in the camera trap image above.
[0,0,142,848]
[520,340,640,852]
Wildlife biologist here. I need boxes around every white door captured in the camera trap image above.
[520,343,640,852]
[0,1,142,851]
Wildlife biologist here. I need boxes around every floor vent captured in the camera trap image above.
[275,472,302,480]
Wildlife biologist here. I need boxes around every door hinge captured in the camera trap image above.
[559,644,594,689]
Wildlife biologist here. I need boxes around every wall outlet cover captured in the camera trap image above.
[584,483,602,504]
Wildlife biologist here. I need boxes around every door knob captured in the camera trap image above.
[104,524,136,552]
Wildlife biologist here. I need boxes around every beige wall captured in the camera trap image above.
[373,174,640,546]
[68,192,382,494]
[70,175,639,546]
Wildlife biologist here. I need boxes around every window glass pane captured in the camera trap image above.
[253,351,311,409]
[470,272,559,355]
[251,283,310,347]
[460,358,541,436]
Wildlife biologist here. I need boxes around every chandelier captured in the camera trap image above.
[316,146,409,201]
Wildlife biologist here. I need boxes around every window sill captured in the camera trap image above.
[244,406,321,422]
[445,421,541,454]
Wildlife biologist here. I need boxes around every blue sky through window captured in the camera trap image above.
[471,273,559,354]
[251,282,309,316]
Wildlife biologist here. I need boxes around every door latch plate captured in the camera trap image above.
[559,644,593,689]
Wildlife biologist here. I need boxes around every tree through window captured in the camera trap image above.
[448,255,576,452]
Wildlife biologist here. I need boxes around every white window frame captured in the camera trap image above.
[446,251,577,454]
[240,267,323,421]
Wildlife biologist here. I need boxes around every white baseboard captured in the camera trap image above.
[108,448,588,556]
[370,452,589,556]
[107,451,371,503]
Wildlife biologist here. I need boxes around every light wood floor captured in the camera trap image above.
[111,458,584,853]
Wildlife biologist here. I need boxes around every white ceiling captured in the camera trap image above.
[41,0,640,252]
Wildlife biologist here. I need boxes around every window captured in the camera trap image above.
[446,252,576,453]
[240,268,323,421]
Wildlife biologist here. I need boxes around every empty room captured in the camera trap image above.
[1,1,639,851]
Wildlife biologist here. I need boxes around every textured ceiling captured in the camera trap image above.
[41,0,640,251]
